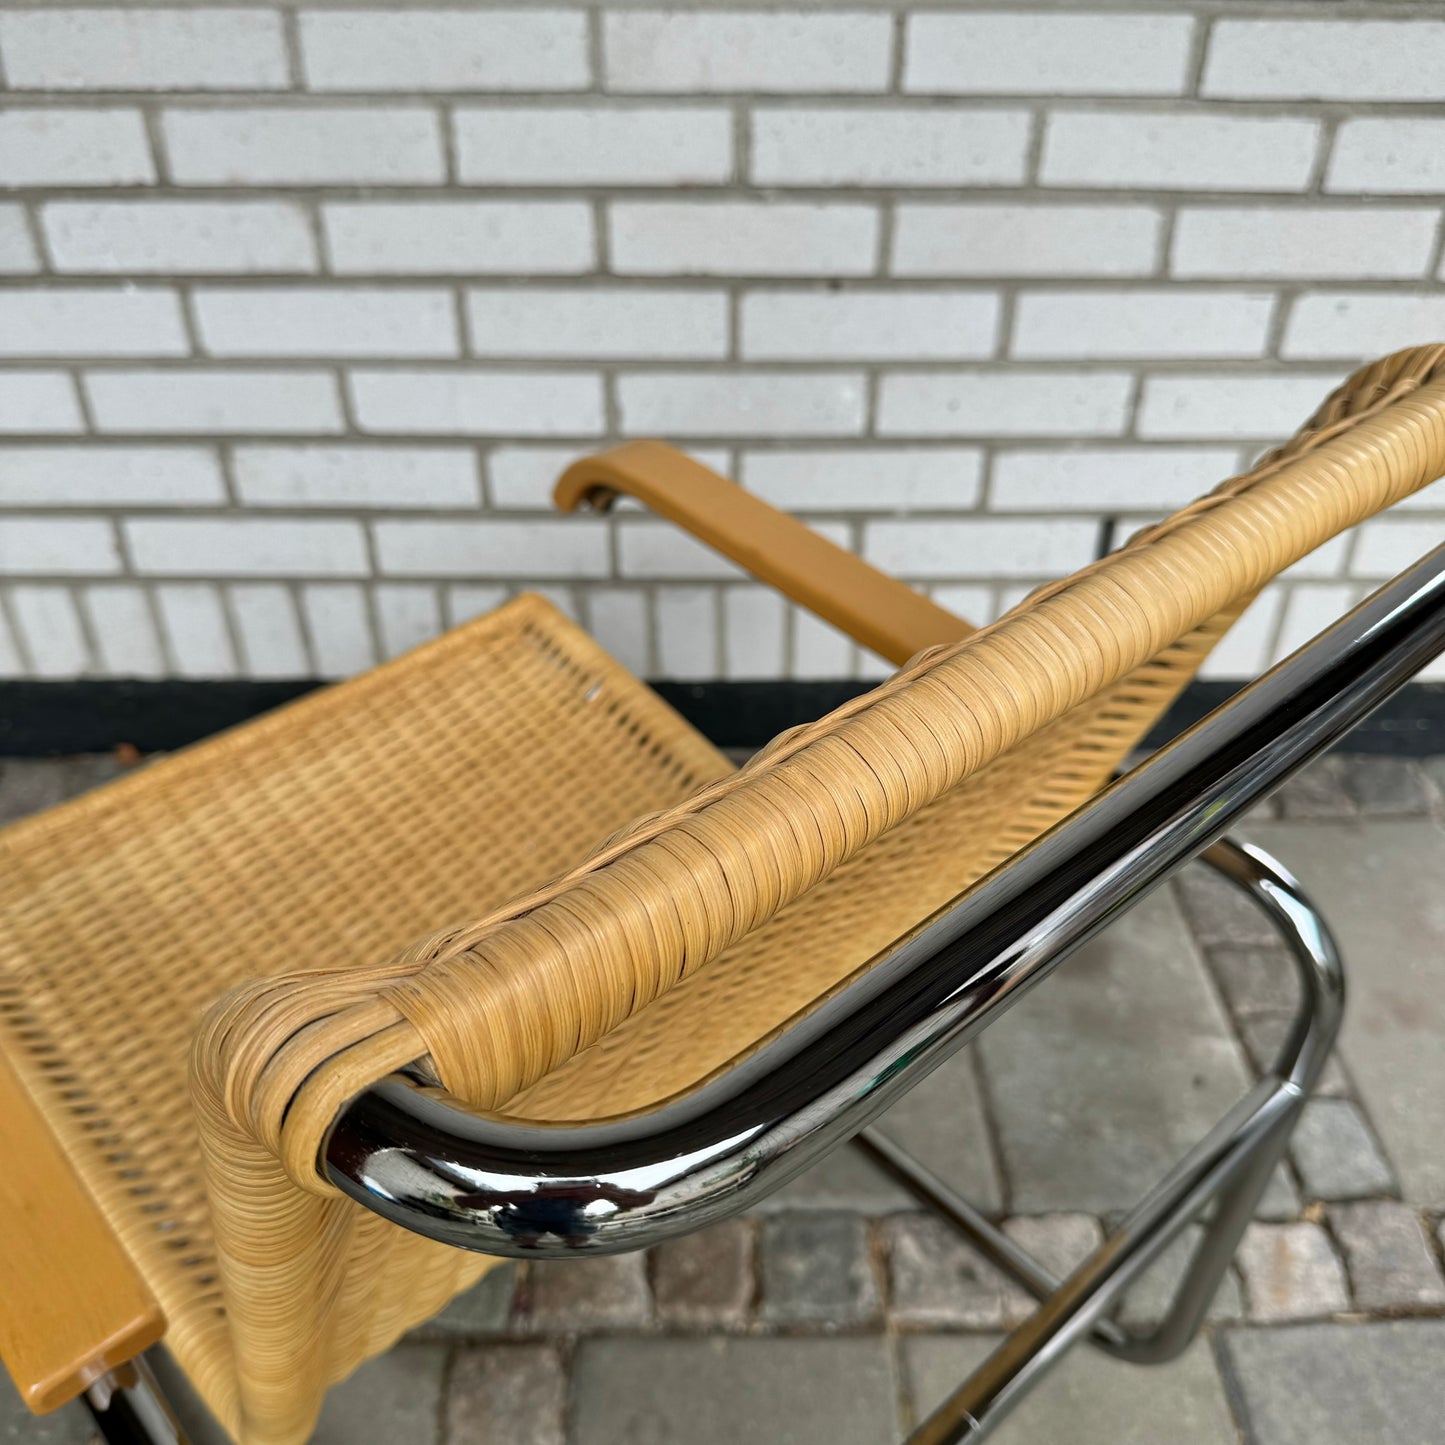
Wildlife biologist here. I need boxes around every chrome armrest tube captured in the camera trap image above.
[324,545,1445,1259]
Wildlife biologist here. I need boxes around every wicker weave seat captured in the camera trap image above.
[4,347,1445,1444]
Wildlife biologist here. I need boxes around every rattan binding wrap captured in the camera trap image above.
[5,348,1445,1443]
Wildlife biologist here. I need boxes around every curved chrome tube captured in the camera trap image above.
[324,543,1445,1259]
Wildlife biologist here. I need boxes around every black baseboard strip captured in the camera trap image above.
[2,678,1443,758]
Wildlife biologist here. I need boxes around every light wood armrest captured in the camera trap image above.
[555,441,973,665]
[0,1048,164,1413]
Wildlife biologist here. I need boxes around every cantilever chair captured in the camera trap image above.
[4,346,1445,1445]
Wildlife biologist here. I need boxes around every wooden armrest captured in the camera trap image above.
[0,1048,164,1413]
[554,441,973,665]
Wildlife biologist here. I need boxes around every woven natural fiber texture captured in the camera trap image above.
[3,347,1445,1443]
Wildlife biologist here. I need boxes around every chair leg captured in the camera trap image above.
[83,1355,191,1445]
[857,835,1344,1445]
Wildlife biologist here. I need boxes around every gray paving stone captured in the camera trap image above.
[651,1218,753,1328]
[572,1336,898,1445]
[998,1212,1103,1325]
[1174,863,1280,945]
[1329,1201,1445,1311]
[1251,819,1445,1206]
[869,1050,1004,1213]
[1223,1320,1445,1445]
[976,889,1262,1215]
[884,1213,1007,1328]
[1205,943,1299,1016]
[446,1344,565,1445]
[1113,1223,1243,1332]
[1238,1013,1350,1095]
[412,1262,516,1338]
[904,1335,1235,1444]
[760,1211,879,1327]
[1236,1222,1349,1322]
[312,1343,446,1445]
[0,1372,95,1444]
[1346,757,1432,816]
[0,755,124,825]
[1290,1097,1396,1202]
[519,1252,651,1333]
[1273,754,1356,820]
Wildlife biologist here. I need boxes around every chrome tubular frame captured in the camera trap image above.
[320,543,1445,1445]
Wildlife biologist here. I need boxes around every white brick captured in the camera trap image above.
[1390,474,1445,513]
[740,290,998,361]
[349,369,604,437]
[163,108,445,186]
[374,583,442,660]
[723,586,785,679]
[228,584,309,677]
[604,12,890,94]
[1283,294,1445,361]
[741,448,982,511]
[905,13,1192,96]
[446,583,509,627]
[455,107,732,186]
[81,584,165,678]
[617,372,866,438]
[466,288,727,360]
[7,586,89,677]
[0,517,120,575]
[488,446,729,510]
[864,518,1097,579]
[1354,520,1444,580]
[44,201,317,275]
[155,584,236,677]
[1198,587,1284,680]
[1041,111,1319,192]
[300,583,375,676]
[373,518,609,577]
[0,373,84,433]
[1172,208,1438,281]
[879,370,1133,438]
[0,205,37,272]
[233,446,478,509]
[323,201,594,276]
[524,583,578,623]
[1013,291,1273,361]
[0,288,188,358]
[194,287,458,359]
[930,584,995,627]
[655,584,716,681]
[1284,534,1348,582]
[1273,583,1362,663]
[1138,372,1346,441]
[619,522,745,581]
[0,610,24,678]
[893,204,1162,279]
[990,447,1241,513]
[0,109,154,187]
[129,519,367,578]
[0,8,287,90]
[586,587,650,675]
[300,10,588,92]
[0,447,224,505]
[792,609,854,680]
[610,202,879,278]
[1204,21,1445,102]
[752,108,1030,187]
[86,370,343,435]
[1328,120,1445,197]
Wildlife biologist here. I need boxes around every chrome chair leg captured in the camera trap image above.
[83,1354,191,1445]
[888,835,1342,1444]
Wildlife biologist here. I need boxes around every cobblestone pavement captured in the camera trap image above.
[3,752,1444,1444]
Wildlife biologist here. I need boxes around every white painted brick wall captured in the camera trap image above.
[455,107,733,186]
[323,202,595,276]
[0,2,1442,687]
[44,201,318,275]
[904,13,1194,97]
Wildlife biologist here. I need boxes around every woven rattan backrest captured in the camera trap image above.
[188,346,1445,1443]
